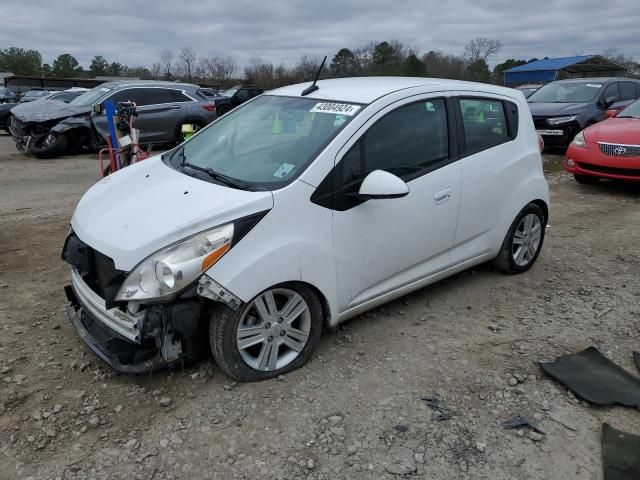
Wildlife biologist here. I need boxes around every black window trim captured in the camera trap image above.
[311,94,459,211]
[454,95,519,158]
[103,86,198,108]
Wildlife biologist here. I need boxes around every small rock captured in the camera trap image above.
[287,456,297,464]
[125,438,139,449]
[44,426,56,438]
[347,445,357,455]
[488,323,499,332]
[159,397,172,407]
[508,377,518,387]
[0,366,11,375]
[529,431,544,442]
[414,453,425,464]
[53,404,63,414]
[328,415,343,425]
[88,415,100,429]
[476,442,487,453]
[514,373,525,383]
[307,459,315,470]
[115,404,123,413]
[159,439,169,448]
[386,446,417,475]
[329,426,345,437]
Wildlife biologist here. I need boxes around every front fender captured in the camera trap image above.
[51,115,92,134]
[206,181,338,325]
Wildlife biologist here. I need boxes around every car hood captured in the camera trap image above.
[11,101,91,123]
[527,102,588,117]
[584,118,640,144]
[71,156,274,270]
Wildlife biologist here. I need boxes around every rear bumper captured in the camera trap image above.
[565,144,640,181]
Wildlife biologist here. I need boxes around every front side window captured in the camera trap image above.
[602,83,620,104]
[340,99,449,184]
[619,82,636,101]
[172,95,361,189]
[459,98,508,154]
[236,89,250,101]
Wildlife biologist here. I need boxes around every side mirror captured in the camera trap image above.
[602,96,616,108]
[605,109,618,119]
[93,103,103,114]
[357,170,409,199]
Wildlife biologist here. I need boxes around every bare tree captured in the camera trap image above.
[150,62,162,79]
[160,50,174,79]
[602,47,639,76]
[178,47,197,82]
[464,37,503,63]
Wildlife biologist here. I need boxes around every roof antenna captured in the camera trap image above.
[301,56,327,96]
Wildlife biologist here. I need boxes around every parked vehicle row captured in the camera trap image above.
[62,77,549,380]
[528,77,640,148]
[8,81,220,157]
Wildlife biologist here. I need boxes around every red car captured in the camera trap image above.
[565,99,640,183]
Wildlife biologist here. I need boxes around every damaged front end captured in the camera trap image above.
[10,109,99,158]
[62,233,227,375]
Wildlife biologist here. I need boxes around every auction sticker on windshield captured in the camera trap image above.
[310,103,361,116]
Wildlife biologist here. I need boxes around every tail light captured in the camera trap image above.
[201,103,216,112]
[537,133,544,153]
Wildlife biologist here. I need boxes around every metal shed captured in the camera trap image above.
[504,55,626,87]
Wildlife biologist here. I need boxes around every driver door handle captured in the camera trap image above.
[434,188,452,204]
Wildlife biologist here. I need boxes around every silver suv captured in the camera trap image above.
[9,81,217,158]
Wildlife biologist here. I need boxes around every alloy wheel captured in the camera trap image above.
[236,288,312,371]
[511,213,542,267]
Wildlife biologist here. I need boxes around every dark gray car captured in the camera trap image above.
[528,77,640,147]
[9,81,217,158]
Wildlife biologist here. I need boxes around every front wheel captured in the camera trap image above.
[209,284,323,381]
[492,203,546,274]
[28,132,68,158]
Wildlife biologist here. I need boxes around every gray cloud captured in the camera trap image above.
[1,0,638,71]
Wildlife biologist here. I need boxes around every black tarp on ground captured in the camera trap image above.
[602,423,640,480]
[540,347,640,407]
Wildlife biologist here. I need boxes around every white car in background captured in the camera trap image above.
[63,77,549,381]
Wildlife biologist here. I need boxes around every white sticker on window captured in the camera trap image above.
[586,84,602,88]
[273,163,295,179]
[310,103,361,116]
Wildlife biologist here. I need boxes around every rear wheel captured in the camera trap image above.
[492,203,546,274]
[574,174,599,185]
[209,284,323,381]
[217,105,231,116]
[28,132,68,158]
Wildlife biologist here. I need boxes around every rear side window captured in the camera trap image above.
[170,89,193,102]
[619,82,637,101]
[458,98,510,154]
[144,88,174,105]
[236,89,251,101]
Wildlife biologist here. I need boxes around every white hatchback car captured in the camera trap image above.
[63,77,549,381]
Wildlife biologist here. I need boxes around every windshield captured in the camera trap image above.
[528,81,603,103]
[172,95,362,189]
[25,90,45,97]
[618,99,640,118]
[69,85,112,106]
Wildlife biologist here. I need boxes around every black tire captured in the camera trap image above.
[492,203,546,274]
[217,105,231,116]
[209,283,323,382]
[28,132,68,159]
[574,174,599,185]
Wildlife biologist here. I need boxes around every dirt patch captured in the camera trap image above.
[1,133,640,479]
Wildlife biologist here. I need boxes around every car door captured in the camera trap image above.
[92,88,150,143]
[134,87,190,143]
[450,95,521,263]
[324,96,461,312]
[232,88,251,107]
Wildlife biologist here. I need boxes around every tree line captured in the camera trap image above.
[1,39,638,89]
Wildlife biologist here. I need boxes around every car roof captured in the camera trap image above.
[551,77,639,84]
[100,80,200,90]
[269,77,520,104]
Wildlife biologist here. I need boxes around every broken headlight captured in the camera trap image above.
[115,223,234,302]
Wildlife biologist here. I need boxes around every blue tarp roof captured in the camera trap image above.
[504,55,595,73]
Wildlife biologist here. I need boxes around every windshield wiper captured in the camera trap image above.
[184,162,250,190]
[615,115,639,119]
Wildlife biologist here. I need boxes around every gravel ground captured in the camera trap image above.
[1,132,639,480]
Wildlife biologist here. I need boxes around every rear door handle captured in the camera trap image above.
[433,188,452,204]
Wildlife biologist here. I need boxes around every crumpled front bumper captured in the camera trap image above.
[65,271,175,375]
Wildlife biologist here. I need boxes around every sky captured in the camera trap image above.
[1,0,638,71]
